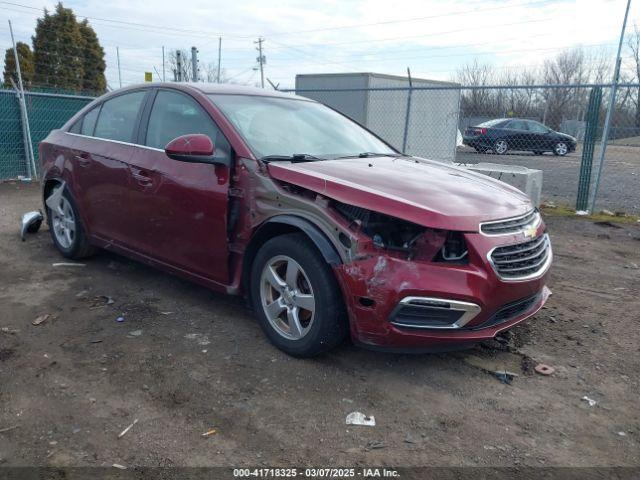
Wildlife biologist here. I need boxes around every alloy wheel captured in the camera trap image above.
[50,194,76,249]
[259,255,316,340]
[555,142,568,156]
[494,140,508,154]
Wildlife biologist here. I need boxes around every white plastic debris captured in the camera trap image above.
[346,411,376,426]
[117,419,138,438]
[32,313,54,326]
[45,183,65,213]
[575,210,589,216]
[52,262,86,267]
[582,395,597,407]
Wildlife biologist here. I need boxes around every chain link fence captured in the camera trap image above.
[0,89,94,180]
[290,83,640,214]
[1,84,639,214]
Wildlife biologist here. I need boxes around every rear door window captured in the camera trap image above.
[94,91,146,143]
[145,89,230,160]
[80,106,100,136]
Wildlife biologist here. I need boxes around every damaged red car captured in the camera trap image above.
[39,84,552,357]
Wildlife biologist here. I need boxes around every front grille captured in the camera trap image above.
[473,292,541,330]
[481,209,540,235]
[489,233,551,280]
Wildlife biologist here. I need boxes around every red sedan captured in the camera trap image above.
[39,83,552,356]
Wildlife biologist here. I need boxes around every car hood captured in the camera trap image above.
[267,156,533,231]
[556,132,576,142]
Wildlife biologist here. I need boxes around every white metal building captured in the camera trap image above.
[295,73,461,162]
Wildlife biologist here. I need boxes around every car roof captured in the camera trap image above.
[105,82,312,102]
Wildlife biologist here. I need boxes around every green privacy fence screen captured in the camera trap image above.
[0,89,94,180]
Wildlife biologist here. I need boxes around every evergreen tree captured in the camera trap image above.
[32,3,84,91]
[3,42,34,88]
[78,19,106,94]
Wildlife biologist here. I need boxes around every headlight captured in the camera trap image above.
[332,201,468,263]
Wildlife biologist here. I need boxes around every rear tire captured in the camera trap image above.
[46,185,95,259]
[493,139,508,155]
[250,233,347,357]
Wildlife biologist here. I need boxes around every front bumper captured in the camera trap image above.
[333,227,551,351]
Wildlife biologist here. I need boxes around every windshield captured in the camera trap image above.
[209,94,396,159]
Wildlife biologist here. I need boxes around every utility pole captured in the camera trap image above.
[176,50,183,82]
[9,19,36,180]
[116,47,122,88]
[255,37,265,88]
[191,46,198,82]
[589,0,632,213]
[162,46,165,82]
[217,37,222,83]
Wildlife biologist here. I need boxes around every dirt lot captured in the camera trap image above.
[1,182,639,470]
[456,144,640,215]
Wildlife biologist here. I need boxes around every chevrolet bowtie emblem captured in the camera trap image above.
[523,225,537,238]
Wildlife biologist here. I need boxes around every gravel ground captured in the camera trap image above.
[0,182,639,471]
[455,144,640,214]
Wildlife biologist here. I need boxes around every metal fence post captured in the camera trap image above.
[576,87,602,211]
[589,0,631,213]
[9,79,31,179]
[402,68,413,154]
[8,20,37,180]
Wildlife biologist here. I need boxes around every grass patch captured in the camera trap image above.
[540,203,639,225]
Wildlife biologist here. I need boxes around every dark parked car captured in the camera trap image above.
[463,118,577,156]
[39,84,552,357]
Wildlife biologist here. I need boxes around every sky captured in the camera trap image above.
[1,0,640,90]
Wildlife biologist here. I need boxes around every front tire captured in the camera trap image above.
[46,185,95,259]
[553,141,569,156]
[250,233,347,357]
[493,139,508,155]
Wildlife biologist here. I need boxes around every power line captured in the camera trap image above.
[0,1,252,39]
[0,0,571,43]
[260,0,564,37]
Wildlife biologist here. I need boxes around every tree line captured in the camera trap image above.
[3,2,106,94]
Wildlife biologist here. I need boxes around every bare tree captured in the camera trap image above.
[626,24,640,128]
[201,62,236,84]
[541,48,589,129]
[166,49,194,82]
[499,69,541,119]
[455,60,502,117]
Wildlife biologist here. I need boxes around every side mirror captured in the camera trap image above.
[164,134,231,167]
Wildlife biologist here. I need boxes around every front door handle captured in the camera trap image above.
[131,170,153,187]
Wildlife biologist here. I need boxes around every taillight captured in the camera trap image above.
[479,127,487,134]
